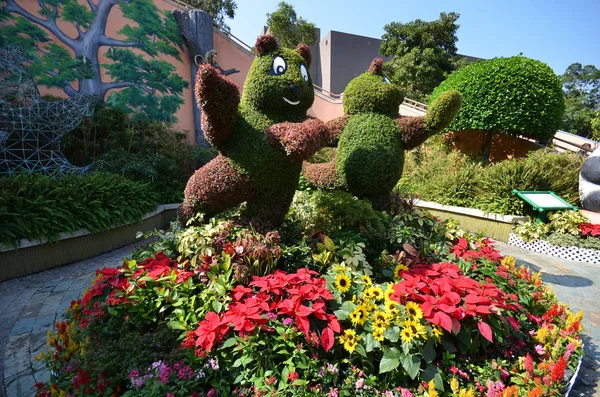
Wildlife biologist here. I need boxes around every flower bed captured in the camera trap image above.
[34,197,584,397]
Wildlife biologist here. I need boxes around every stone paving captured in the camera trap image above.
[0,241,599,396]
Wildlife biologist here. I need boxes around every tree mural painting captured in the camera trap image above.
[0,0,189,122]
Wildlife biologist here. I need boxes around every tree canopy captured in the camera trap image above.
[183,0,237,31]
[380,12,463,102]
[430,56,565,162]
[560,63,600,138]
[266,2,316,48]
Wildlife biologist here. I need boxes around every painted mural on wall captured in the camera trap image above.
[0,0,188,122]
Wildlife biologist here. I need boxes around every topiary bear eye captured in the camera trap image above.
[268,56,287,76]
[300,64,309,86]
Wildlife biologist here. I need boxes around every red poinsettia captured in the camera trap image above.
[580,223,600,237]
[390,262,515,341]
[188,269,340,355]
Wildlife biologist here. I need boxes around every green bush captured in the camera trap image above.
[430,56,565,142]
[64,106,216,203]
[0,173,159,245]
[400,138,582,215]
[547,231,600,250]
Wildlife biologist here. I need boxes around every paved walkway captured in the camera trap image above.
[0,241,598,396]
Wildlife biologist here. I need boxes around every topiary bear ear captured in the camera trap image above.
[368,58,384,76]
[255,35,279,56]
[296,43,311,67]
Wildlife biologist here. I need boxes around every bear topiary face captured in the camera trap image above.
[343,58,404,116]
[241,36,314,122]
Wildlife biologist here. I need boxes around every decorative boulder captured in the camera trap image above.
[580,147,600,212]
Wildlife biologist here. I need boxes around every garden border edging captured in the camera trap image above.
[415,200,528,242]
[0,204,179,281]
[508,232,600,264]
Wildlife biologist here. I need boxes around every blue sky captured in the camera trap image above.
[226,0,600,75]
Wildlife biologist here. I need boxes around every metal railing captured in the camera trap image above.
[402,97,428,111]
[313,84,343,100]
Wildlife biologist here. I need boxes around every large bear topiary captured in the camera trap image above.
[180,35,328,228]
[303,58,462,204]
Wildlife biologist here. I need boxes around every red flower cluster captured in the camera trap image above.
[187,268,341,355]
[451,238,503,263]
[391,262,515,341]
[580,223,600,237]
[81,253,193,308]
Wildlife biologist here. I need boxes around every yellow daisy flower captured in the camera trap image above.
[428,380,439,397]
[400,325,416,344]
[362,275,372,286]
[384,299,400,315]
[372,310,391,329]
[364,286,384,301]
[339,329,361,353]
[350,305,369,326]
[384,283,395,300]
[450,377,459,393]
[335,273,351,293]
[403,319,426,339]
[431,325,443,340]
[394,263,408,279]
[405,302,423,321]
[372,328,385,342]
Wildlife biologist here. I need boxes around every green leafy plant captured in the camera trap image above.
[547,210,589,236]
[0,173,159,246]
[513,220,548,242]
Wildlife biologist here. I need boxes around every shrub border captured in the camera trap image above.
[508,232,600,264]
[0,204,178,281]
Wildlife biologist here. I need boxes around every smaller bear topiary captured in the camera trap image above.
[303,58,461,204]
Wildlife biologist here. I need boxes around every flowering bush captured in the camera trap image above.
[35,204,583,397]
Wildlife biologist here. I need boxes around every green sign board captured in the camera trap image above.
[512,190,578,222]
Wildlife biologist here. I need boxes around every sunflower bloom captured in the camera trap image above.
[364,286,384,301]
[362,275,372,286]
[372,328,385,342]
[335,273,351,293]
[403,319,426,339]
[394,263,408,279]
[384,299,399,315]
[339,329,361,353]
[401,325,416,343]
[349,306,368,327]
[372,310,391,329]
[405,302,423,320]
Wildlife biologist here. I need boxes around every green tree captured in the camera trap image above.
[592,112,600,141]
[430,56,565,163]
[266,2,316,48]
[560,63,600,137]
[182,0,236,31]
[0,0,188,122]
[380,12,462,102]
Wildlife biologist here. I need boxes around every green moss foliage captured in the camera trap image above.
[342,72,404,116]
[430,56,565,142]
[336,113,405,198]
[0,173,159,245]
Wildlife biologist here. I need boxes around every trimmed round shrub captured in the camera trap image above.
[430,56,565,142]
[336,113,405,198]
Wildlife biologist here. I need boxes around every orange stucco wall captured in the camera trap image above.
[308,95,344,122]
[447,130,543,162]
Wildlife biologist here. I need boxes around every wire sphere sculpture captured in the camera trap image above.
[0,46,97,176]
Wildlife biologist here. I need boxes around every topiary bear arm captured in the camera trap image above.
[394,90,462,150]
[325,116,349,146]
[265,118,330,161]
[195,64,240,150]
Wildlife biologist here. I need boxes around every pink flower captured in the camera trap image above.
[329,388,339,397]
[535,344,546,355]
[401,389,415,397]
[207,388,217,397]
[356,379,365,389]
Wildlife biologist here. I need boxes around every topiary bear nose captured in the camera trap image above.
[289,84,300,99]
